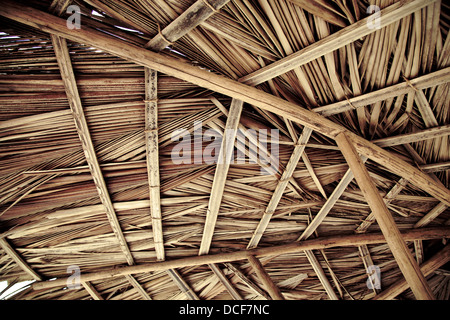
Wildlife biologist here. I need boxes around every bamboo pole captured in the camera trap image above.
[31,227,450,291]
[335,132,435,300]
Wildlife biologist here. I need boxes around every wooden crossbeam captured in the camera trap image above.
[145,0,230,51]
[373,245,450,300]
[247,255,284,300]
[144,68,164,261]
[51,34,134,266]
[31,227,450,290]
[199,99,243,255]
[81,281,104,300]
[0,238,42,281]
[335,132,434,300]
[125,274,152,300]
[247,128,312,249]
[239,0,438,86]
[414,202,448,228]
[209,263,243,300]
[2,1,449,207]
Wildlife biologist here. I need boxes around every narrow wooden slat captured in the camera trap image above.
[31,227,450,290]
[51,34,134,266]
[239,0,438,86]
[414,202,448,228]
[81,281,104,300]
[209,263,243,300]
[125,274,152,300]
[166,269,200,300]
[371,124,450,147]
[247,255,284,300]
[335,132,434,300]
[224,263,270,300]
[199,99,243,255]
[0,238,42,281]
[146,0,231,51]
[247,128,312,249]
[304,249,339,300]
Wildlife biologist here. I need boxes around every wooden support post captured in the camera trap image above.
[31,227,450,291]
[335,132,435,300]
[247,255,284,300]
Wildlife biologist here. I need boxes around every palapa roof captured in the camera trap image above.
[0,0,449,301]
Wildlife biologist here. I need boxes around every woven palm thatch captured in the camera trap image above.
[0,0,449,300]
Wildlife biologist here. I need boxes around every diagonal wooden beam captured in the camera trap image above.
[238,0,438,86]
[2,0,449,207]
[247,255,284,300]
[247,128,312,249]
[31,227,450,290]
[166,269,200,300]
[51,34,134,266]
[0,238,42,281]
[224,263,270,299]
[304,249,339,300]
[209,263,243,300]
[125,274,152,300]
[335,132,434,300]
[144,68,164,261]
[199,99,243,255]
[81,281,104,300]
[145,0,230,51]
[414,202,448,228]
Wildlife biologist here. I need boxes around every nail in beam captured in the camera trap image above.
[335,132,435,300]
[31,227,450,291]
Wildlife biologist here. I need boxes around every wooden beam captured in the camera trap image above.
[199,99,243,255]
[166,269,200,300]
[238,0,438,86]
[414,202,448,228]
[304,250,339,300]
[247,255,284,300]
[31,227,450,290]
[247,128,312,249]
[335,132,434,300]
[144,68,164,261]
[371,124,450,148]
[145,0,231,51]
[51,34,134,266]
[209,263,243,300]
[81,281,104,300]
[0,238,42,281]
[373,245,450,300]
[125,274,152,300]
[2,1,449,207]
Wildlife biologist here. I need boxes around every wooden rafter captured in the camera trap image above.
[209,263,243,300]
[144,68,164,261]
[199,99,243,255]
[335,132,434,300]
[304,249,338,300]
[166,269,200,300]
[0,238,42,281]
[224,263,270,300]
[145,0,231,51]
[2,1,449,208]
[238,0,438,86]
[51,34,153,301]
[31,227,450,291]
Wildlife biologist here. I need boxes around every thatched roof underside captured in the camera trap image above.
[0,0,449,300]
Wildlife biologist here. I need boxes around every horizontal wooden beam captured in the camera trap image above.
[31,227,450,290]
[335,132,434,300]
[1,0,449,207]
[238,0,438,86]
